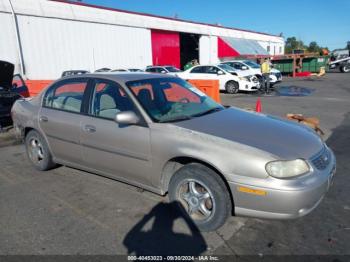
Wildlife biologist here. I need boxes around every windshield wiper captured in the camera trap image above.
[159,115,192,123]
[192,107,223,118]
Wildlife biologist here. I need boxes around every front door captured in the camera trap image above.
[39,78,89,165]
[80,79,152,186]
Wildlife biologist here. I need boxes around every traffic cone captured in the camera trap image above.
[255,98,262,113]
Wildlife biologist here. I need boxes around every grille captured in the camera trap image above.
[274,72,282,79]
[312,148,331,170]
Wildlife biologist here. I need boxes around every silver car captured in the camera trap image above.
[12,73,336,231]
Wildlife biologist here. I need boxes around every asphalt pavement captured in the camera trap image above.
[0,72,349,257]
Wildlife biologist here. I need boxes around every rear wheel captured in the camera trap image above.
[25,130,56,171]
[168,163,232,231]
[340,65,350,73]
[225,81,239,94]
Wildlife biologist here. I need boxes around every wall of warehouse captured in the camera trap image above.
[0,12,21,72]
[0,0,285,81]
[258,41,285,56]
[0,13,153,79]
[199,35,219,65]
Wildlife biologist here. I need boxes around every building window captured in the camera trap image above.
[279,46,282,54]
[267,46,270,53]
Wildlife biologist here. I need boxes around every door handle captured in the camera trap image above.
[39,116,48,122]
[83,125,96,133]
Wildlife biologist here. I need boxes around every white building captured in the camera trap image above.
[0,0,285,80]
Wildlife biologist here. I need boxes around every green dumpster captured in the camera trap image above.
[301,57,329,72]
[272,56,330,74]
[272,59,294,73]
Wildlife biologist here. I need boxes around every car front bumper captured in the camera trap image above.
[228,148,336,220]
[238,80,259,91]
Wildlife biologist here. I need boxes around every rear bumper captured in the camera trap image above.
[228,151,336,219]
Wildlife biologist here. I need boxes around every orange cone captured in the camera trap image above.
[255,98,262,113]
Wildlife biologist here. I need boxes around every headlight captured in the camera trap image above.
[265,159,310,178]
[239,76,249,81]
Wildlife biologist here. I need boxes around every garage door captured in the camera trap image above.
[151,30,180,69]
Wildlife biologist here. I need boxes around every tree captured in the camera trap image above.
[285,37,306,53]
[307,41,320,53]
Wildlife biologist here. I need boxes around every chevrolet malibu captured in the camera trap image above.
[12,73,336,231]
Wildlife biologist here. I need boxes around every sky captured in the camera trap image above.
[82,0,350,50]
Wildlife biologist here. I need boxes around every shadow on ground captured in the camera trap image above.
[123,201,207,255]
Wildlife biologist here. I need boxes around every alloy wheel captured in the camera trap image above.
[28,138,44,164]
[177,179,215,221]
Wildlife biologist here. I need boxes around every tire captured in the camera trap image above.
[225,81,239,94]
[340,65,350,73]
[168,163,232,231]
[25,130,56,171]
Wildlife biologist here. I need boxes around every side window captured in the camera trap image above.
[91,80,134,120]
[43,79,87,113]
[146,68,157,73]
[232,63,242,69]
[155,68,164,73]
[204,66,219,74]
[190,66,204,73]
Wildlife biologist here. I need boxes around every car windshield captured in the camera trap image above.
[243,60,260,69]
[165,66,181,72]
[126,77,223,123]
[218,64,235,72]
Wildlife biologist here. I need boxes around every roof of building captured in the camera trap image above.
[51,0,280,38]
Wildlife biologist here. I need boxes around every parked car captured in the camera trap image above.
[221,60,283,86]
[111,68,144,72]
[61,70,89,77]
[178,64,260,93]
[94,68,111,73]
[145,66,182,76]
[12,73,336,231]
[217,63,260,84]
[0,60,28,128]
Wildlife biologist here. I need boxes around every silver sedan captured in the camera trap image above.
[12,73,336,231]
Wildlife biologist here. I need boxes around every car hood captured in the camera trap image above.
[173,107,323,159]
[0,61,14,90]
[228,69,251,77]
[271,68,281,73]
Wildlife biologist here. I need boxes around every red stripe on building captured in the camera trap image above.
[151,30,180,68]
[217,37,240,58]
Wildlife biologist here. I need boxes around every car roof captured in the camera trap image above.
[222,60,243,63]
[59,72,173,84]
[192,65,219,67]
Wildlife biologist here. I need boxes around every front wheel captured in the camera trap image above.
[168,163,232,231]
[225,81,239,94]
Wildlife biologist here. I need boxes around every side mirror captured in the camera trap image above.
[160,70,167,74]
[115,111,140,125]
[217,70,225,75]
[241,66,248,70]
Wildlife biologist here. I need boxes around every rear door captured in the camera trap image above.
[39,78,90,165]
[185,66,207,80]
[79,78,152,186]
